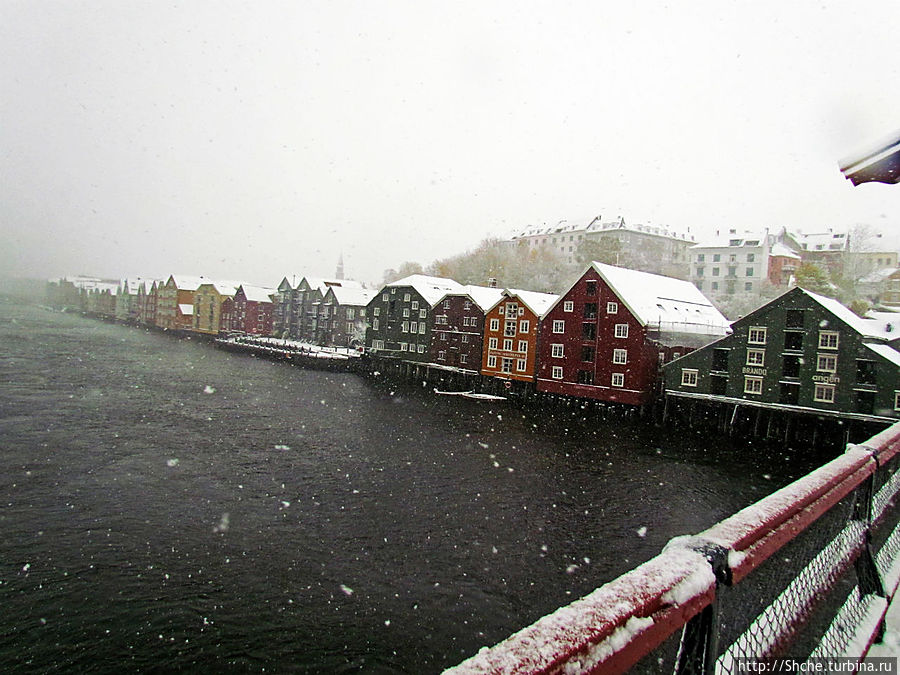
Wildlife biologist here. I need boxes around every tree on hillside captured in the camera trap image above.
[381,261,423,285]
[793,262,832,295]
[574,236,621,268]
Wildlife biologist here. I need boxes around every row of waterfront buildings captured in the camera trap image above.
[47,257,900,426]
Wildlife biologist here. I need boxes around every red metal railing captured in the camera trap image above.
[446,422,900,674]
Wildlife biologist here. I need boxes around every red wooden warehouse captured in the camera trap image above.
[536,262,729,406]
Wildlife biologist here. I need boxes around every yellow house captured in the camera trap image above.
[156,275,208,331]
[193,282,238,335]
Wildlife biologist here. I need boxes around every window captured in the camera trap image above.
[577,370,594,385]
[614,324,629,338]
[411,301,418,310]
[611,373,625,387]
[817,354,837,373]
[372,339,384,350]
[461,334,469,344]
[681,369,698,387]
[563,301,574,312]
[696,267,705,277]
[746,349,765,366]
[711,282,719,290]
[818,331,839,350]
[516,359,527,372]
[417,344,424,353]
[498,305,504,315]
[783,355,801,378]
[585,281,597,296]
[503,339,513,351]
[518,340,528,353]
[487,355,497,368]
[488,337,498,349]
[440,332,447,341]
[814,384,835,403]
[400,342,408,352]
[419,309,427,319]
[460,354,468,364]
[582,323,597,340]
[346,322,353,333]
[490,318,500,331]
[443,300,450,309]
[748,326,767,344]
[582,346,596,362]
[857,360,877,386]
[712,268,720,277]
[501,358,513,373]
[697,254,705,262]
[401,321,408,333]
[784,331,803,351]
[785,310,804,328]
[519,320,530,333]
[410,321,417,333]
[403,293,411,302]
[712,349,729,371]
[713,254,721,262]
[463,300,470,310]
[553,320,565,333]
[584,303,598,319]
[551,343,564,358]
[373,319,379,331]
[505,320,516,337]
[895,392,900,411]
[613,348,627,364]
[744,282,753,292]
[746,268,754,277]
[747,253,755,263]
[744,376,763,395]
[381,293,388,301]
[607,302,618,314]
[552,366,563,379]
[418,323,425,334]
[437,350,446,360]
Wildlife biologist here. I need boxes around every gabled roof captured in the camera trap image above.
[302,277,363,294]
[803,289,895,340]
[864,343,900,368]
[386,274,464,306]
[326,286,377,307]
[197,281,239,297]
[587,263,730,335]
[770,243,801,259]
[690,229,770,249]
[456,285,505,312]
[491,288,559,318]
[859,267,900,284]
[167,275,208,291]
[238,285,276,303]
[790,230,849,252]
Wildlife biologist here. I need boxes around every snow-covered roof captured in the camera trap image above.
[804,289,895,340]
[791,230,849,252]
[859,267,899,284]
[495,288,559,318]
[770,243,801,259]
[864,343,900,368]
[303,277,363,294]
[197,281,239,296]
[386,274,464,306]
[592,262,730,335]
[328,286,377,307]
[177,303,194,316]
[168,275,209,291]
[511,215,693,242]
[690,229,769,249]
[238,285,275,303]
[456,285,505,312]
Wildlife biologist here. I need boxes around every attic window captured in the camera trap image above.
[745,240,759,246]
[729,239,742,246]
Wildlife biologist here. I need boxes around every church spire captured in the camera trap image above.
[335,252,345,280]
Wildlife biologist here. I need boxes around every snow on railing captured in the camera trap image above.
[446,421,900,674]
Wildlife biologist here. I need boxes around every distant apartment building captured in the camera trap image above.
[507,215,695,278]
[689,229,777,300]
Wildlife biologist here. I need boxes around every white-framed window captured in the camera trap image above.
[401,321,408,333]
[463,300,471,310]
[460,354,468,364]
[504,320,516,336]
[346,322,353,333]
[503,339,513,351]
[488,337,498,349]
[746,349,765,366]
[501,358,513,373]
[373,307,381,316]
[748,326,767,345]
[400,342,408,352]
[417,344,424,353]
[611,373,625,387]
[553,320,565,333]
[437,350,446,361]
[506,302,517,315]
[372,339,384,349]
[410,321,417,333]
[613,348,627,364]
[744,376,763,395]
[552,366,563,379]
[818,331,839,350]
[516,359,527,372]
[381,293,388,301]
[402,308,410,318]
[895,391,900,411]
[418,323,425,334]
[518,340,528,353]
[419,309,427,319]
[440,332,447,341]
[487,355,497,368]
[681,369,698,387]
[607,302,618,314]
[563,301,574,312]
[519,320,530,333]
[814,384,835,403]
[461,334,469,344]
[614,324,628,338]
[817,353,837,373]
[373,319,379,331]
[411,300,418,310]
[551,343,564,358]
[403,293,411,302]
[490,318,500,331]
[498,305,504,315]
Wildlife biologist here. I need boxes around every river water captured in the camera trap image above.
[0,299,829,673]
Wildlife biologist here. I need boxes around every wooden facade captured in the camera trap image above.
[536,263,729,406]
[230,285,275,336]
[663,287,900,421]
[193,282,237,335]
[430,286,503,372]
[481,289,557,384]
[365,275,463,362]
[315,286,376,347]
[156,276,207,331]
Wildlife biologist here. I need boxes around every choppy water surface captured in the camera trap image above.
[0,300,828,673]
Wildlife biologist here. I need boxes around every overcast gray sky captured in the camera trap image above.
[2,1,899,286]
